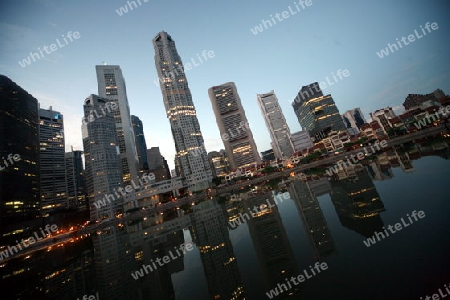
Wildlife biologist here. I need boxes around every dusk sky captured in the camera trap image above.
[1,0,449,169]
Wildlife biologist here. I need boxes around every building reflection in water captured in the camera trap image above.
[330,168,386,238]
[0,237,95,300]
[243,191,299,297]
[190,200,245,300]
[288,178,336,260]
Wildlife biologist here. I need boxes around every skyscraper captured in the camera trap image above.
[152,31,212,191]
[65,150,86,210]
[342,108,366,135]
[39,107,68,213]
[96,65,139,185]
[131,115,148,170]
[292,82,346,141]
[0,75,40,242]
[209,82,261,170]
[257,91,294,159]
[146,147,171,182]
[82,94,122,221]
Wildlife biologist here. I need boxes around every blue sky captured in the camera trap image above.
[1,0,449,169]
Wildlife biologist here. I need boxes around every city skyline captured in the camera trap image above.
[1,0,449,169]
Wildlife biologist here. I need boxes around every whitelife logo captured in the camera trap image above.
[18,31,80,67]
[82,101,119,125]
[0,224,58,260]
[77,293,99,300]
[0,153,21,172]
[228,192,291,229]
[250,0,313,35]
[420,282,450,300]
[414,105,450,130]
[115,0,149,16]
[363,210,425,247]
[325,140,388,176]
[376,22,438,58]
[265,262,328,298]
[93,173,155,209]
[131,242,194,280]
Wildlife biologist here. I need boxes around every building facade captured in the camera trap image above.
[290,130,313,153]
[208,82,261,170]
[208,150,230,177]
[131,115,148,171]
[65,150,86,210]
[152,31,212,191]
[39,107,67,213]
[342,108,366,135]
[96,65,139,185]
[0,76,40,242]
[257,91,294,159]
[260,149,275,162]
[292,82,346,141]
[369,107,397,135]
[82,94,122,221]
[146,147,171,182]
[403,92,438,110]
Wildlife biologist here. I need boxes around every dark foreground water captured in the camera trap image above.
[1,147,450,300]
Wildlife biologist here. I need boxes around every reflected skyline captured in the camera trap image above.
[0,146,449,299]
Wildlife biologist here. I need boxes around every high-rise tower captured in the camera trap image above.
[152,31,212,191]
[131,115,148,170]
[65,150,86,209]
[292,82,346,141]
[0,76,40,243]
[82,94,122,221]
[209,82,261,170]
[96,65,139,185]
[39,107,67,213]
[257,91,294,159]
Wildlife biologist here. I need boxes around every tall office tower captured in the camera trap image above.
[191,200,245,299]
[292,82,346,141]
[342,108,366,135]
[131,115,148,170]
[146,147,171,182]
[288,180,335,260]
[65,150,86,209]
[209,82,262,170]
[96,65,139,185]
[257,91,294,159]
[152,31,212,191]
[39,107,68,213]
[82,94,122,221]
[0,76,40,243]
